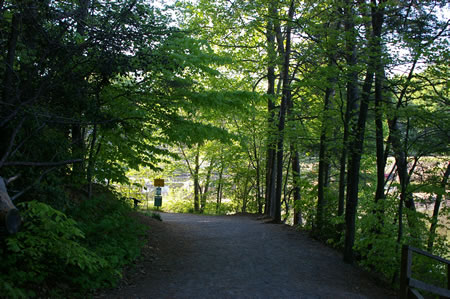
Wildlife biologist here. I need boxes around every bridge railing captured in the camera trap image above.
[399,244,450,299]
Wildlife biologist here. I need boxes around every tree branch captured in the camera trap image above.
[4,159,83,167]
[0,117,24,168]
[11,167,56,201]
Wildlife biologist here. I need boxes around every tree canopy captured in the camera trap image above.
[1,0,449,296]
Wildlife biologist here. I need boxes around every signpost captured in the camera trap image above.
[153,179,164,207]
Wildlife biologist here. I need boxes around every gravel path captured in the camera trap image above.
[106,213,394,299]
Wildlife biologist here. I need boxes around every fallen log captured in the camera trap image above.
[0,177,21,234]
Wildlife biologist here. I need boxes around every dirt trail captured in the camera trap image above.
[105,213,394,298]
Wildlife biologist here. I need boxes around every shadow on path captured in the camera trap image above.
[105,213,394,299]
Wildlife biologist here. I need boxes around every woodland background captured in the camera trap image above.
[0,0,448,297]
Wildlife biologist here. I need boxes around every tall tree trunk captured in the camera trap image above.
[337,3,360,227]
[372,0,387,232]
[427,162,450,251]
[337,125,349,224]
[86,124,98,198]
[316,14,341,230]
[269,158,277,218]
[264,1,277,216]
[390,121,420,243]
[1,13,21,162]
[337,0,359,234]
[180,144,202,213]
[283,152,292,214]
[71,0,90,181]
[253,135,263,214]
[216,158,224,214]
[316,60,336,234]
[2,13,20,105]
[71,124,85,180]
[273,0,295,223]
[384,50,420,246]
[373,62,386,212]
[344,69,374,263]
[201,162,213,213]
[286,69,301,224]
[193,145,200,212]
[343,0,384,264]
[241,164,252,213]
[291,148,301,225]
[385,49,420,219]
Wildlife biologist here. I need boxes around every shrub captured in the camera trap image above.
[0,201,110,298]
[69,193,146,282]
[150,212,162,221]
[0,192,146,298]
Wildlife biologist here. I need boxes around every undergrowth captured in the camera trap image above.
[0,190,146,298]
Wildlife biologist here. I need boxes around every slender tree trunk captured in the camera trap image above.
[393,126,417,212]
[193,145,200,212]
[2,13,20,104]
[316,61,336,234]
[273,0,295,223]
[86,124,97,198]
[343,0,384,264]
[373,65,386,212]
[337,0,359,235]
[385,52,421,247]
[1,13,21,162]
[284,32,302,225]
[337,127,349,221]
[286,75,301,224]
[180,144,202,213]
[291,148,301,225]
[241,164,252,213]
[385,52,420,222]
[372,0,387,231]
[269,158,277,218]
[264,1,277,216]
[216,160,224,214]
[390,121,421,243]
[427,162,450,251]
[283,152,292,211]
[201,162,213,213]
[71,124,85,180]
[253,138,263,214]
[396,182,403,244]
[337,4,359,227]
[71,0,90,181]
[344,69,374,263]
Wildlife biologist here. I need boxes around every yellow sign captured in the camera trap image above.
[154,179,164,187]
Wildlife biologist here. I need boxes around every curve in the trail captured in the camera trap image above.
[107,213,393,299]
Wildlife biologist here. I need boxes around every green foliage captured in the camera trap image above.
[69,193,146,278]
[150,212,162,221]
[0,194,146,298]
[354,193,449,286]
[203,201,238,215]
[1,0,448,295]
[162,195,195,214]
[0,201,108,297]
[294,176,318,230]
[354,197,400,279]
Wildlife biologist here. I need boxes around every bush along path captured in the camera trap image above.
[103,213,395,298]
[0,192,146,298]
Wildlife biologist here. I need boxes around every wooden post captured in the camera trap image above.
[399,245,450,298]
[400,245,412,299]
[447,263,449,291]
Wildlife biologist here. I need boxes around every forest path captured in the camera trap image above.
[104,213,394,299]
